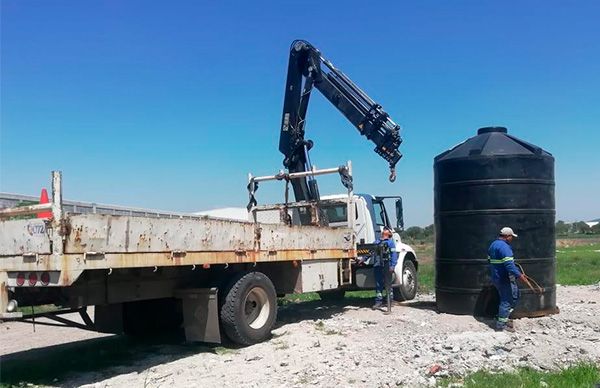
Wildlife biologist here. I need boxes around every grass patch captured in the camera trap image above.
[279,292,320,305]
[417,261,434,293]
[279,290,372,306]
[345,290,373,299]
[414,242,434,293]
[214,346,238,355]
[16,304,60,315]
[413,241,434,260]
[439,363,600,388]
[556,243,600,285]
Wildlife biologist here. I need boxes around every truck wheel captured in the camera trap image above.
[220,272,277,345]
[393,260,418,302]
[318,289,346,301]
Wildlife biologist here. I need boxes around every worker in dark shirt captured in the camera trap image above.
[488,227,527,331]
[373,228,398,309]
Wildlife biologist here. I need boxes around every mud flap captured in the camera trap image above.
[175,288,221,343]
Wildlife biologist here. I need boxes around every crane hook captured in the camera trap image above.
[389,166,397,182]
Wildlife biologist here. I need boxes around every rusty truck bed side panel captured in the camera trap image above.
[0,219,51,255]
[1,213,355,286]
[64,214,351,253]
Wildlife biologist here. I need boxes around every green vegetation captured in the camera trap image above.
[7,200,38,220]
[556,220,600,237]
[556,243,600,285]
[418,260,435,292]
[439,363,600,388]
[16,304,60,315]
[400,224,434,244]
[279,290,373,305]
[213,346,239,355]
[414,242,434,292]
[278,292,319,304]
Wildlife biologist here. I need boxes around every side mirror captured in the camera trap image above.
[395,198,404,231]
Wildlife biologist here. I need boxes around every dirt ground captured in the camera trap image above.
[0,311,110,357]
[1,285,599,387]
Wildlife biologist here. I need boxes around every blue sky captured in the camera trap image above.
[1,1,599,226]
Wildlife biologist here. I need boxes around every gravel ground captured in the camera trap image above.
[0,310,109,357]
[1,285,599,387]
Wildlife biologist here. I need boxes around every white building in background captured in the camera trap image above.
[585,220,599,228]
[194,207,249,221]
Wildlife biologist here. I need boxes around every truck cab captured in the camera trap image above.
[319,194,419,301]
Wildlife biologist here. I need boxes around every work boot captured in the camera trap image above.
[495,325,516,333]
[372,301,383,309]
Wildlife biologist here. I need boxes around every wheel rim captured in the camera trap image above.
[403,268,415,293]
[243,287,270,329]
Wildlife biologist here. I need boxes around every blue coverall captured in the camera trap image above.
[373,238,399,303]
[488,239,522,329]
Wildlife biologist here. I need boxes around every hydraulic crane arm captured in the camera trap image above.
[279,40,403,203]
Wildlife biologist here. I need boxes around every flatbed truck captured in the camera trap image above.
[0,165,417,345]
[0,39,417,345]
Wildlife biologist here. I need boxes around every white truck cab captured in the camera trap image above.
[319,193,419,301]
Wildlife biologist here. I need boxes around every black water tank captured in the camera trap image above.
[434,126,557,317]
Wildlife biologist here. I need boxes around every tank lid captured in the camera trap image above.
[435,126,553,161]
[477,126,507,135]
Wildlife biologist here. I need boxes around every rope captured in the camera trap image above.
[516,263,544,294]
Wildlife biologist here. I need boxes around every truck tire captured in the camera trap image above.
[394,260,418,302]
[318,289,346,301]
[220,272,277,345]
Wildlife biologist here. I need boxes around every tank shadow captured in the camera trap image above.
[473,285,500,318]
[398,300,438,312]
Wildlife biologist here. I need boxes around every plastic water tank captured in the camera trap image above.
[434,127,557,317]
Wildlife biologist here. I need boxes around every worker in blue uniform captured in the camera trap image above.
[488,227,526,331]
[373,228,398,309]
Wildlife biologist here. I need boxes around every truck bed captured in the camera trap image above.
[0,212,354,287]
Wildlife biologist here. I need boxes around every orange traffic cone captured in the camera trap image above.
[37,188,52,218]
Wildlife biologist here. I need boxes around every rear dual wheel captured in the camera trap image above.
[220,271,277,345]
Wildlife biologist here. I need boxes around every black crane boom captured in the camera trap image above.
[278,40,403,203]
